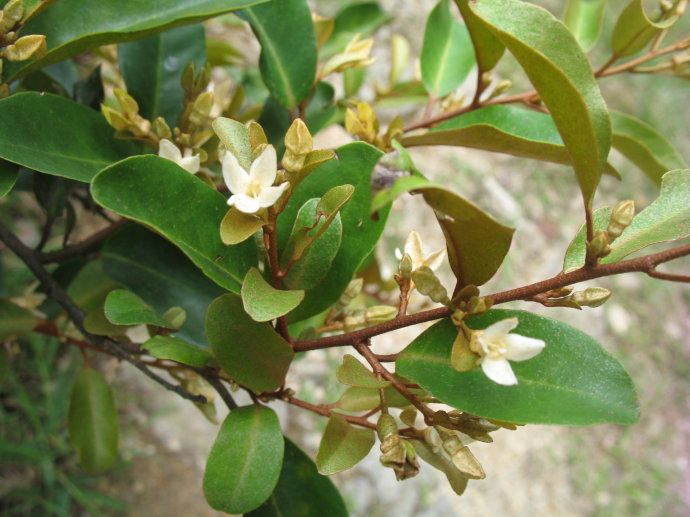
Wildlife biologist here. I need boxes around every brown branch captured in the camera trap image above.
[0,221,207,405]
[284,395,377,430]
[293,243,690,352]
[596,36,690,77]
[38,219,129,263]
[263,212,291,341]
[647,269,690,283]
[354,341,435,423]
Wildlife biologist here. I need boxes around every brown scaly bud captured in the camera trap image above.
[377,414,420,481]
[607,200,635,241]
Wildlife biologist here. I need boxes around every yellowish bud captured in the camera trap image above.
[113,88,139,119]
[101,105,130,131]
[152,117,172,140]
[247,121,268,150]
[365,305,397,323]
[412,266,450,306]
[189,90,214,126]
[607,200,635,241]
[285,118,313,156]
[5,34,45,61]
[0,0,23,32]
[571,287,612,308]
[450,328,479,372]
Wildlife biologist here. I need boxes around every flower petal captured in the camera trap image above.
[423,247,446,271]
[248,145,277,187]
[222,150,249,194]
[481,357,518,386]
[256,182,288,208]
[158,139,182,162]
[483,317,518,341]
[229,194,261,214]
[504,334,545,362]
[404,230,424,267]
[179,155,200,174]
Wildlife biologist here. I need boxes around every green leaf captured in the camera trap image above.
[219,208,265,245]
[371,173,439,215]
[470,0,611,206]
[411,439,469,496]
[611,0,680,59]
[421,0,475,97]
[564,170,690,270]
[142,336,215,367]
[247,438,348,517]
[92,155,257,292]
[68,368,119,474]
[0,299,37,339]
[277,143,390,321]
[316,413,375,475]
[611,110,687,186]
[0,160,19,198]
[4,0,267,82]
[84,304,132,337]
[203,405,284,514]
[205,294,294,392]
[282,200,342,291]
[118,24,207,128]
[336,354,390,389]
[67,261,121,313]
[239,0,317,110]
[213,117,253,171]
[102,225,225,349]
[563,0,608,52]
[605,170,690,262]
[333,384,427,412]
[103,289,172,328]
[241,267,304,322]
[322,2,392,58]
[454,0,505,72]
[422,187,514,287]
[396,310,639,425]
[0,93,137,182]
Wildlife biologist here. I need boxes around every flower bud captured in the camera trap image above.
[113,88,139,119]
[398,252,413,280]
[607,200,635,241]
[189,90,214,126]
[450,328,479,372]
[571,287,612,308]
[285,118,313,156]
[247,121,268,150]
[586,229,611,263]
[5,34,45,61]
[365,305,397,324]
[411,266,450,306]
[0,0,23,33]
[101,105,130,131]
[337,277,363,310]
[377,414,419,480]
[153,116,172,140]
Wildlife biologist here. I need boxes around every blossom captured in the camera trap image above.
[158,139,200,174]
[222,144,288,214]
[472,318,545,386]
[397,230,445,271]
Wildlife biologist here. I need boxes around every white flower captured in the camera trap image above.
[222,145,289,214]
[474,318,545,386]
[158,139,200,174]
[396,230,446,271]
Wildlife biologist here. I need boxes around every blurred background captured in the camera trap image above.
[1,0,689,515]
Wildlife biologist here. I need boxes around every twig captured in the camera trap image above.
[284,395,377,430]
[0,221,207,405]
[293,243,690,352]
[201,374,238,410]
[38,219,129,263]
[647,269,690,283]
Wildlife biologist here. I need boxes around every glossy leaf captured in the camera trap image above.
[322,2,392,58]
[471,0,611,206]
[142,336,215,367]
[4,0,266,81]
[247,438,348,517]
[316,413,375,475]
[334,385,425,412]
[0,160,19,198]
[213,117,252,171]
[277,143,390,321]
[0,299,37,339]
[336,354,390,389]
[220,208,265,245]
[239,0,317,110]
[611,110,687,186]
[103,289,172,328]
[203,405,283,514]
[611,0,680,58]
[241,267,304,322]
[205,294,293,392]
[564,169,690,271]
[282,200,342,291]
[563,0,608,52]
[0,93,137,182]
[397,310,639,425]
[421,0,475,97]
[422,187,514,287]
[118,24,207,128]
[66,261,121,313]
[454,0,505,71]
[411,439,469,496]
[92,155,257,292]
[68,368,119,474]
[102,225,225,349]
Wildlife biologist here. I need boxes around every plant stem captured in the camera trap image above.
[38,219,129,263]
[284,395,377,430]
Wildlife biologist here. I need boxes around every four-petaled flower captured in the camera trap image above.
[158,139,200,174]
[222,144,288,214]
[396,230,446,272]
[472,318,545,386]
